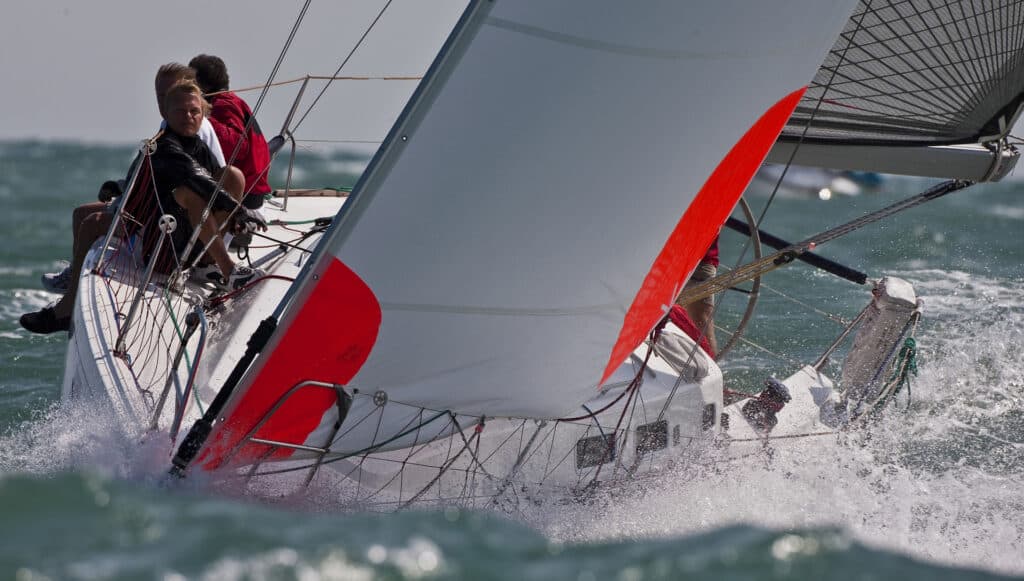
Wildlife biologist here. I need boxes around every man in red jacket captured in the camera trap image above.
[189,54,272,210]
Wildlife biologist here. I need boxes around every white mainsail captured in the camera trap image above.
[768,0,1024,179]
[196,0,860,468]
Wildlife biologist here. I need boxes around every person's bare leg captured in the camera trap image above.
[214,166,245,203]
[173,187,234,278]
[53,211,112,318]
[198,166,246,259]
[684,300,718,357]
[71,202,107,256]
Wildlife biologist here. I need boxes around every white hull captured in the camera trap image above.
[61,187,923,508]
[63,196,343,440]
[62,194,729,505]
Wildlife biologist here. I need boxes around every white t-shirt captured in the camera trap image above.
[197,118,226,167]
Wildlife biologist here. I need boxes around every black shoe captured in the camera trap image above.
[20,307,71,334]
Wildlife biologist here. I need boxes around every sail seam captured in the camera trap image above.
[379,302,620,317]
[486,16,739,60]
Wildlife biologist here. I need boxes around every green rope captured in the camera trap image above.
[161,291,205,415]
[273,218,322,225]
[886,337,918,409]
[162,292,192,369]
[270,212,336,226]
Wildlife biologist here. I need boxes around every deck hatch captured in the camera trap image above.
[575,433,616,469]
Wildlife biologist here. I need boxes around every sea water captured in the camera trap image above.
[0,140,1021,580]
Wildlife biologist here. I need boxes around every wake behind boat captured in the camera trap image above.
[60,0,1023,510]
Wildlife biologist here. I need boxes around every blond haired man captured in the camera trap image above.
[151,79,265,288]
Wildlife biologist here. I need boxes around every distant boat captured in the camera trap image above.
[59,0,1023,508]
[752,164,885,199]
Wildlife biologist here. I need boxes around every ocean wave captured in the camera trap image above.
[0,290,60,324]
[0,472,1010,580]
[0,266,36,277]
[985,204,1024,220]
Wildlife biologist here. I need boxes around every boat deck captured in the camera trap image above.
[62,190,728,502]
[62,193,349,441]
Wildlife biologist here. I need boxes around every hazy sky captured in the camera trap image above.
[0,0,467,144]
[4,2,1019,148]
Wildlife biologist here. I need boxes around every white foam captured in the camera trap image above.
[4,268,1020,575]
[527,268,1024,576]
[985,204,1024,221]
[0,289,59,322]
[194,547,376,581]
[0,396,180,483]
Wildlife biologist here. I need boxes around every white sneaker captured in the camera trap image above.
[189,263,224,286]
[41,265,72,294]
[222,264,264,291]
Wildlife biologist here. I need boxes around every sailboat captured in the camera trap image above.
[61,0,1022,509]
[750,164,883,199]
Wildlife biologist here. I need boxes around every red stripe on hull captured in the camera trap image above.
[198,258,381,469]
[600,88,806,385]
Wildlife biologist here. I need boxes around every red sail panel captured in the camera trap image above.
[601,88,806,385]
[197,258,381,469]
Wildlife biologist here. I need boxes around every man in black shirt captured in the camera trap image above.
[152,79,265,288]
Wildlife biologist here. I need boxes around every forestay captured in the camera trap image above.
[197,0,859,467]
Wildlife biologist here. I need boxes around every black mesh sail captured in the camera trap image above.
[782,0,1024,146]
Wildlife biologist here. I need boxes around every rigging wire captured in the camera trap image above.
[246,0,313,129]
[292,138,383,144]
[210,1,316,188]
[229,74,422,95]
[751,1,876,248]
[714,327,807,370]
[734,273,852,326]
[291,0,398,135]
[674,179,972,307]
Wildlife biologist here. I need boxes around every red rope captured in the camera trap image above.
[208,274,295,307]
[278,224,307,234]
